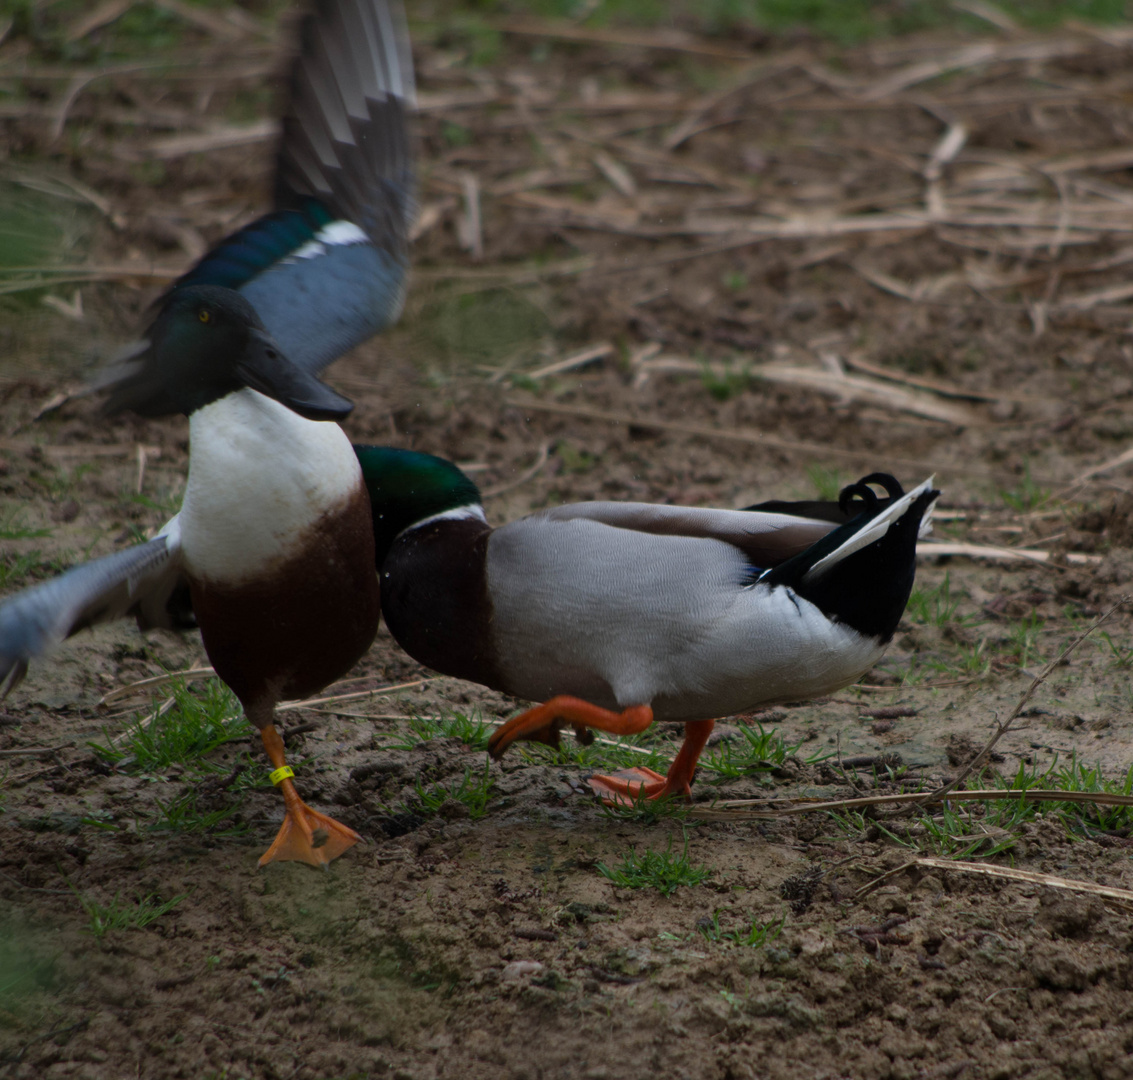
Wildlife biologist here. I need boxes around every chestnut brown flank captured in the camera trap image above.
[190,483,380,728]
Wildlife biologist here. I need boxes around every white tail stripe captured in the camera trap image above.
[802,476,935,584]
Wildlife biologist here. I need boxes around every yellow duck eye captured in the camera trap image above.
[198,309,211,324]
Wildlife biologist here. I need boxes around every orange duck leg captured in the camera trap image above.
[258,725,361,869]
[488,696,654,757]
[487,697,715,806]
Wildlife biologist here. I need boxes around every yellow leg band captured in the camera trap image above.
[269,765,296,786]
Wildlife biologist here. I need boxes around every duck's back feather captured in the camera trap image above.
[537,502,837,569]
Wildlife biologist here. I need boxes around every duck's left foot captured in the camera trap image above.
[588,767,689,805]
[587,719,716,807]
[259,797,362,869]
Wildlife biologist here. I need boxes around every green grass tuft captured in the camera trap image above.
[701,721,826,779]
[807,464,844,502]
[835,753,1133,858]
[72,888,187,939]
[145,790,248,837]
[906,573,964,627]
[997,755,1133,837]
[1000,462,1050,513]
[389,709,493,752]
[700,358,750,402]
[0,508,51,540]
[409,765,496,821]
[521,727,675,776]
[597,834,710,896]
[92,678,249,775]
[1006,611,1046,670]
[698,910,785,948]
[1097,630,1133,670]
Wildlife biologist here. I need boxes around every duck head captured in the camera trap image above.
[102,285,354,421]
[353,446,484,559]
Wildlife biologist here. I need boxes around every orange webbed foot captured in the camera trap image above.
[588,719,716,807]
[259,793,360,870]
[588,767,682,806]
[259,793,362,869]
[257,723,361,869]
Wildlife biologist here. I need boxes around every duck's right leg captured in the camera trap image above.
[487,696,653,759]
[257,721,361,869]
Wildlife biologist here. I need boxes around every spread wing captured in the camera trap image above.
[196,0,417,373]
[0,520,188,697]
[98,0,417,409]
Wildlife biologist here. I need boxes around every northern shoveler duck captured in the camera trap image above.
[0,0,416,870]
[102,0,415,407]
[355,447,939,803]
[1,286,379,868]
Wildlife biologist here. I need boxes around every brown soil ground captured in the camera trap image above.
[4,9,1133,1080]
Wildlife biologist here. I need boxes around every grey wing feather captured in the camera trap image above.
[275,0,416,252]
[0,529,186,698]
[537,502,837,568]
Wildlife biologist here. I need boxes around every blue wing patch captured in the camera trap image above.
[242,240,406,373]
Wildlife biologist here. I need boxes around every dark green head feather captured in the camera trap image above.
[353,446,483,561]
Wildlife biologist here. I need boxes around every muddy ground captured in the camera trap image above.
[4,6,1133,1079]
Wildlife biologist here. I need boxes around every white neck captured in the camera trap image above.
[179,388,361,583]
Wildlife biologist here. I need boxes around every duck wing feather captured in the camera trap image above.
[536,502,838,570]
[0,519,188,697]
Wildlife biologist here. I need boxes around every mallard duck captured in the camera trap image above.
[356,447,939,802]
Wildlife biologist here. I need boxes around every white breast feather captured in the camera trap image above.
[179,389,361,583]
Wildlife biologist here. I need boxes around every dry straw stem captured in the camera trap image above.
[636,355,978,425]
[496,17,754,61]
[0,743,73,757]
[857,857,1133,910]
[102,667,431,712]
[361,711,660,759]
[481,442,550,499]
[917,541,1102,568]
[840,355,1041,406]
[104,678,435,735]
[148,120,276,160]
[690,787,1133,823]
[1073,444,1133,484]
[526,343,614,381]
[99,665,215,706]
[506,396,1012,480]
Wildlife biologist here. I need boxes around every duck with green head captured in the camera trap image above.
[1,286,379,867]
[0,0,415,868]
[354,447,939,802]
